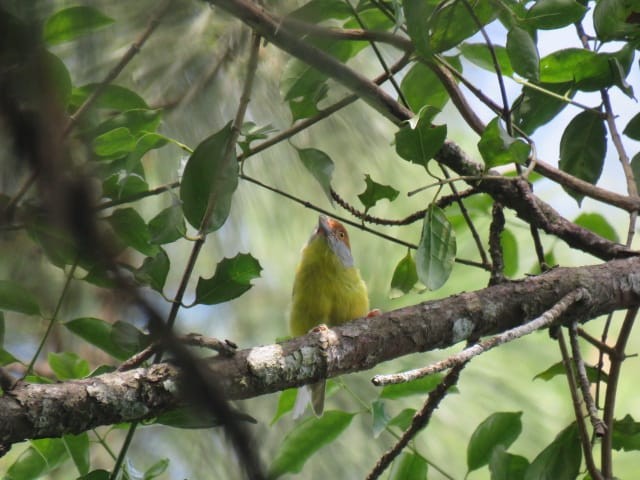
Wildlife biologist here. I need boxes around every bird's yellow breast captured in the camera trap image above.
[290,237,369,336]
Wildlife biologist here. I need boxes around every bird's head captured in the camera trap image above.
[311,215,354,268]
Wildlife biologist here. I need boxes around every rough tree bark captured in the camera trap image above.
[2,256,640,448]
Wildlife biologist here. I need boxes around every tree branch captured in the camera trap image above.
[4,257,640,448]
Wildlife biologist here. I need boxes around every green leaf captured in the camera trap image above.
[143,458,169,480]
[195,253,262,305]
[268,411,355,478]
[400,60,452,113]
[389,452,428,480]
[559,110,607,204]
[380,373,445,399]
[44,6,114,45]
[524,423,581,480]
[94,109,161,139]
[78,469,110,480]
[478,117,531,168]
[108,207,159,257]
[180,123,238,232]
[390,250,419,298]
[358,175,399,212]
[71,84,148,112]
[533,360,608,383]
[102,171,148,202]
[65,317,132,360]
[467,411,522,472]
[416,205,456,290]
[48,351,90,380]
[501,228,519,277]
[429,0,497,53]
[507,27,539,80]
[388,408,417,431]
[287,0,352,22]
[134,249,170,292]
[271,388,298,425]
[459,43,514,77]
[525,0,586,29]
[395,107,447,168]
[43,51,73,107]
[404,0,438,57]
[93,127,136,157]
[573,212,619,243]
[371,400,391,438]
[296,147,335,204]
[63,433,90,476]
[489,446,529,480]
[612,414,640,451]
[111,321,148,356]
[512,82,574,135]
[594,0,640,42]
[0,311,4,344]
[147,203,185,244]
[6,439,68,480]
[0,280,41,316]
[0,348,19,366]
[623,112,640,141]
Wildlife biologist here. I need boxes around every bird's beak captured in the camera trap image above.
[316,215,330,237]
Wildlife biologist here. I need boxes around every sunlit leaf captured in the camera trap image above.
[44,6,114,45]
[180,123,238,233]
[389,452,428,480]
[467,411,523,472]
[524,423,581,480]
[573,212,619,243]
[296,147,335,204]
[416,205,456,290]
[0,348,19,366]
[93,127,136,157]
[358,175,399,212]
[268,411,355,478]
[0,280,41,316]
[380,373,445,399]
[93,109,161,138]
[525,0,586,29]
[6,439,68,480]
[65,317,133,360]
[48,352,90,380]
[507,27,539,80]
[404,0,437,57]
[478,117,530,168]
[559,110,607,204]
[195,253,262,305]
[400,60,453,113]
[389,250,419,298]
[143,458,169,480]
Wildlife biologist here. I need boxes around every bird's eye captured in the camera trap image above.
[338,231,345,239]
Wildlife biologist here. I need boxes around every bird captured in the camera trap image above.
[289,215,370,416]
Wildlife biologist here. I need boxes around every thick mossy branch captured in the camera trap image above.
[2,257,640,447]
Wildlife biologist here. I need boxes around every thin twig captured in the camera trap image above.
[557,328,603,480]
[576,327,617,358]
[372,288,587,386]
[601,307,638,478]
[366,362,466,480]
[568,322,606,437]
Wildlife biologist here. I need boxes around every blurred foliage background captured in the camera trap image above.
[1,0,639,478]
